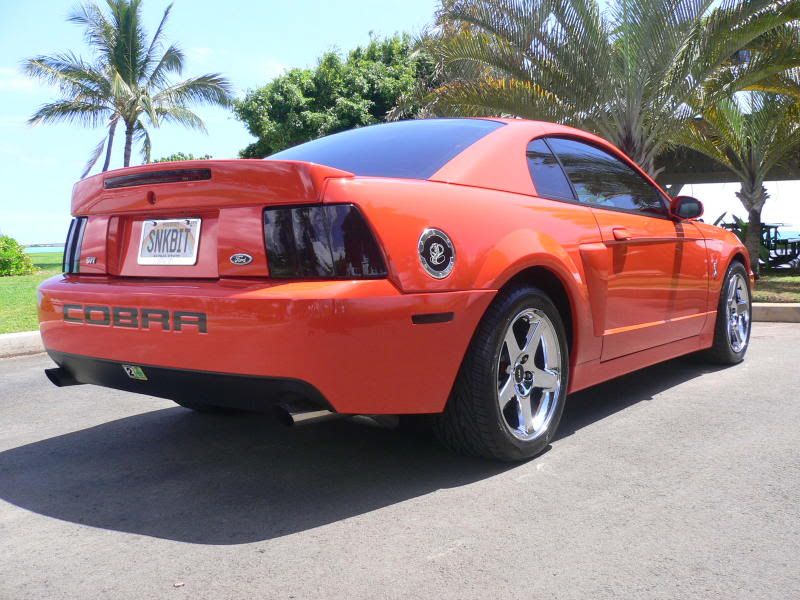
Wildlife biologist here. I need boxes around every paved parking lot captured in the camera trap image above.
[1,323,798,599]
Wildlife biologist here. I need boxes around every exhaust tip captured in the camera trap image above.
[44,367,82,388]
[275,403,336,427]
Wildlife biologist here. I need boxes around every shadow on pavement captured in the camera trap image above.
[0,408,508,544]
[0,354,732,545]
[558,355,731,440]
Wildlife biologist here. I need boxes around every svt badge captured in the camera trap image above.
[418,228,455,279]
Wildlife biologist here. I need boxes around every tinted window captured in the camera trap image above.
[547,138,667,215]
[268,119,504,180]
[526,139,575,200]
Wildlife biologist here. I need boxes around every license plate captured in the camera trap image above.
[138,218,201,265]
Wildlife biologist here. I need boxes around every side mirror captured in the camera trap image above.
[671,196,704,220]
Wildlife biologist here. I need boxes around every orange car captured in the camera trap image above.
[39,118,752,461]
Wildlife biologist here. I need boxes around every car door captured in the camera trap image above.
[544,137,709,362]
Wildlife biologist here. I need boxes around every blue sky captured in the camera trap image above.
[0,0,437,243]
[0,0,797,244]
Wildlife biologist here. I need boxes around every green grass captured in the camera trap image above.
[753,273,800,304]
[0,252,63,334]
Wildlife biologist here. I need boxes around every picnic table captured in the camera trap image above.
[762,223,800,268]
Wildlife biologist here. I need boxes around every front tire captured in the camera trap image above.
[703,261,752,365]
[434,285,569,461]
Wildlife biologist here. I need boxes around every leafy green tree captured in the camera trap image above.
[234,35,438,157]
[23,0,233,176]
[426,0,800,177]
[0,235,35,277]
[676,93,800,271]
[152,152,212,163]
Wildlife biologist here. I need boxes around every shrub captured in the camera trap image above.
[0,235,35,276]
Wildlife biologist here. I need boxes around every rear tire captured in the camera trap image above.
[434,285,569,461]
[703,261,751,365]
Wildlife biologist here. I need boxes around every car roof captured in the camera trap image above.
[429,117,661,198]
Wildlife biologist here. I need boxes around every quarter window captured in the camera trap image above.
[546,137,668,215]
[526,139,575,201]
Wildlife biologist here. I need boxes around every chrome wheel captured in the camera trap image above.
[726,271,750,353]
[495,308,562,442]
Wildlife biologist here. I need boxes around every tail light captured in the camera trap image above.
[62,217,87,274]
[264,204,387,278]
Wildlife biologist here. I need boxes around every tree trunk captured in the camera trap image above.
[746,206,763,276]
[102,119,118,172]
[123,121,135,168]
[735,182,768,276]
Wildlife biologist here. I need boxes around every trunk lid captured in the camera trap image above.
[70,160,353,279]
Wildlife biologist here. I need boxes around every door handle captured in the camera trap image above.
[612,227,631,241]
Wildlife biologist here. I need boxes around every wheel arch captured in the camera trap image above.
[728,250,749,272]
[495,265,576,357]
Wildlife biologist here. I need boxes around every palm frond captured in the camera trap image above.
[153,74,233,107]
[22,52,109,100]
[146,43,184,89]
[28,99,110,127]
[428,0,800,177]
[156,106,207,132]
[81,135,108,178]
[140,2,175,77]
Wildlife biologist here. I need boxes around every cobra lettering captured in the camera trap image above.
[62,303,207,333]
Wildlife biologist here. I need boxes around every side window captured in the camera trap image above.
[526,139,575,201]
[546,137,668,215]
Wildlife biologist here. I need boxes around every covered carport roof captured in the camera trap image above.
[655,148,800,186]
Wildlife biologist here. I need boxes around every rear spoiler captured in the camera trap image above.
[70,159,354,215]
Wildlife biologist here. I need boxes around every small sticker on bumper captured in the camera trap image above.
[122,365,148,381]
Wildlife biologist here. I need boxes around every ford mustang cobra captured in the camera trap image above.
[38,118,753,461]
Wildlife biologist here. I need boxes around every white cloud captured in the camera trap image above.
[0,67,36,92]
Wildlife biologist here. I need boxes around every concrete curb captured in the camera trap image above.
[0,303,798,359]
[0,331,44,359]
[752,302,800,323]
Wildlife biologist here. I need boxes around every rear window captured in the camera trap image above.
[267,119,504,179]
[526,139,575,200]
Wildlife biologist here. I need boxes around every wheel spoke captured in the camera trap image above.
[736,299,748,316]
[533,367,559,391]
[497,377,516,411]
[521,318,543,355]
[517,396,534,434]
[503,327,522,358]
[729,320,740,346]
[727,282,737,303]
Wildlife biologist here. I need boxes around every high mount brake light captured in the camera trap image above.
[264,204,387,279]
[103,168,211,189]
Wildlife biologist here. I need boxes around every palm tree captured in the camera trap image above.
[426,0,800,177]
[676,93,800,271]
[23,0,232,176]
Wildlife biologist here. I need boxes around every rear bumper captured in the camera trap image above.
[38,276,495,414]
[46,350,330,413]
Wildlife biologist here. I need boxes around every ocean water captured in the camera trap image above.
[24,246,64,254]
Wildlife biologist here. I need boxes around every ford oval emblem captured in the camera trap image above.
[230,253,253,266]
